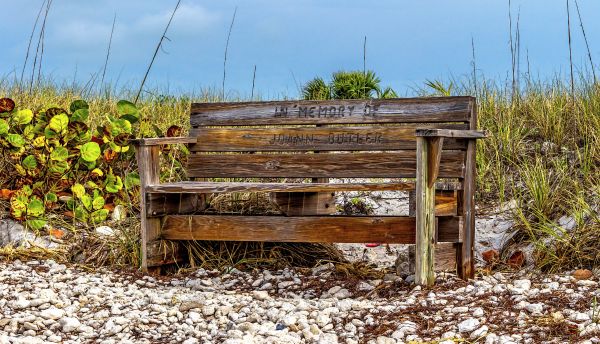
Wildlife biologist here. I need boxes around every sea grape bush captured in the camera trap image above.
[0,97,143,229]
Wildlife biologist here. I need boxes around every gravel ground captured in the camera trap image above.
[2,260,600,343]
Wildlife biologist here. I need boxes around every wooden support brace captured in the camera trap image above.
[134,144,163,273]
[415,136,441,286]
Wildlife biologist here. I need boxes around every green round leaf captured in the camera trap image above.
[71,183,86,198]
[50,146,69,161]
[92,196,105,210]
[81,194,93,211]
[74,206,88,222]
[45,193,58,204]
[26,219,47,230]
[22,155,37,170]
[105,174,123,193]
[48,160,69,176]
[44,128,58,139]
[27,198,45,217]
[79,158,96,170]
[125,172,141,190]
[7,133,25,147]
[108,119,132,136]
[71,108,89,123]
[69,99,89,113]
[0,119,8,136]
[48,113,69,134]
[80,142,101,162]
[10,197,27,219]
[12,109,33,125]
[117,100,139,123]
[90,209,109,224]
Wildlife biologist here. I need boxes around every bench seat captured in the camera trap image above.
[145,181,462,194]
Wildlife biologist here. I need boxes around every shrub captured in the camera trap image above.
[0,97,142,229]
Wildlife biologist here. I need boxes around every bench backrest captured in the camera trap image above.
[187,97,476,179]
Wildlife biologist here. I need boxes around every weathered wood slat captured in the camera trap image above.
[136,145,177,272]
[457,102,478,280]
[269,192,336,216]
[147,193,206,217]
[415,136,437,286]
[409,190,458,217]
[187,151,465,178]
[146,181,417,193]
[427,137,444,188]
[191,97,473,126]
[407,242,457,273]
[160,215,462,243]
[189,126,467,152]
[415,129,487,139]
[131,137,198,146]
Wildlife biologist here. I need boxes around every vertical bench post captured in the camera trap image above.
[415,135,444,286]
[457,141,476,279]
[135,143,161,273]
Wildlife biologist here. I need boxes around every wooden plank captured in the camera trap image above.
[415,128,487,139]
[160,215,462,243]
[189,126,468,152]
[190,97,473,126]
[426,137,444,188]
[409,190,458,217]
[187,151,466,178]
[415,136,436,286]
[146,181,417,194]
[131,137,198,146]
[135,145,174,272]
[407,242,457,273]
[146,240,183,267]
[457,101,478,280]
[147,193,207,216]
[269,192,336,216]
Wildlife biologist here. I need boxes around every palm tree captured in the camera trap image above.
[302,71,397,100]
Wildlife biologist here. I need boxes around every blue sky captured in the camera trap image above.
[1,0,600,98]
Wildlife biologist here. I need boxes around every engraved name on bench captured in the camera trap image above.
[268,133,384,145]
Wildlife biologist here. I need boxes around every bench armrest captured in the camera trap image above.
[415,129,488,139]
[130,137,198,146]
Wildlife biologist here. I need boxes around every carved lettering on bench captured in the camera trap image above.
[267,133,384,146]
[288,103,377,119]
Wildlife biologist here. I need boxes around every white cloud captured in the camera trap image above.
[135,3,220,34]
[54,21,113,47]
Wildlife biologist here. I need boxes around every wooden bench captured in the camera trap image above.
[133,96,486,285]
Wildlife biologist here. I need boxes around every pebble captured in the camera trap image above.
[59,317,81,332]
[458,318,480,333]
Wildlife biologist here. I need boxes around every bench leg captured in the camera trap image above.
[415,136,443,286]
[457,139,476,280]
[135,145,162,273]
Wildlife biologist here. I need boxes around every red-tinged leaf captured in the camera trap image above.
[103,203,115,211]
[103,149,117,163]
[0,189,15,200]
[63,211,74,218]
[482,249,500,264]
[573,269,593,280]
[48,228,65,239]
[45,107,67,119]
[166,125,182,137]
[0,98,15,113]
[507,250,525,268]
[91,136,104,145]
